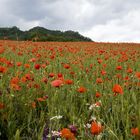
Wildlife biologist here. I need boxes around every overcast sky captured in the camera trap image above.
[0,0,140,42]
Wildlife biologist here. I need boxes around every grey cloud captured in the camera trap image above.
[0,0,140,42]
[4,0,46,20]
[82,9,140,42]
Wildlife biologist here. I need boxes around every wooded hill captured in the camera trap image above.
[0,26,92,42]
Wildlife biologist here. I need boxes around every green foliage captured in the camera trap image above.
[14,129,20,140]
[0,26,92,42]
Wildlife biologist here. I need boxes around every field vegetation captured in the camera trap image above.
[0,40,140,140]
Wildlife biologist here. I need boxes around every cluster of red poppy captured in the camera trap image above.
[0,40,140,139]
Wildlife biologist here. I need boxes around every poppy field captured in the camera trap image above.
[0,40,140,140]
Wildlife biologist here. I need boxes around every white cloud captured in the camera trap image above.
[82,9,140,42]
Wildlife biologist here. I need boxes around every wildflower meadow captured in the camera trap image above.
[0,40,140,140]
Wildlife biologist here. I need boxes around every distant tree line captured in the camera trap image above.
[0,26,92,42]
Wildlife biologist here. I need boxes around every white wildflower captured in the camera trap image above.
[89,100,102,110]
[84,123,91,128]
[52,131,61,136]
[50,115,63,120]
[89,104,95,110]
[90,116,96,121]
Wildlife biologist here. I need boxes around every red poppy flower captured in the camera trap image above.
[101,70,106,75]
[127,68,133,73]
[65,79,73,85]
[34,64,41,70]
[25,73,33,81]
[70,71,75,75]
[6,60,14,67]
[20,76,27,83]
[124,76,129,81]
[131,127,139,136]
[96,78,103,84]
[16,62,22,67]
[60,128,75,140]
[36,97,46,102]
[49,73,55,78]
[77,86,86,93]
[136,72,140,79]
[10,77,19,85]
[0,66,7,73]
[97,59,102,64]
[28,58,36,62]
[64,64,70,69]
[24,63,30,68]
[17,52,23,56]
[42,77,48,84]
[90,121,103,135]
[51,80,63,87]
[112,84,123,94]
[41,64,46,68]
[57,73,63,78]
[10,84,21,91]
[95,92,101,98]
[116,66,122,70]
[33,83,40,89]
[31,102,36,109]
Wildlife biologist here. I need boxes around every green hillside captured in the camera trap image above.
[0,26,92,42]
